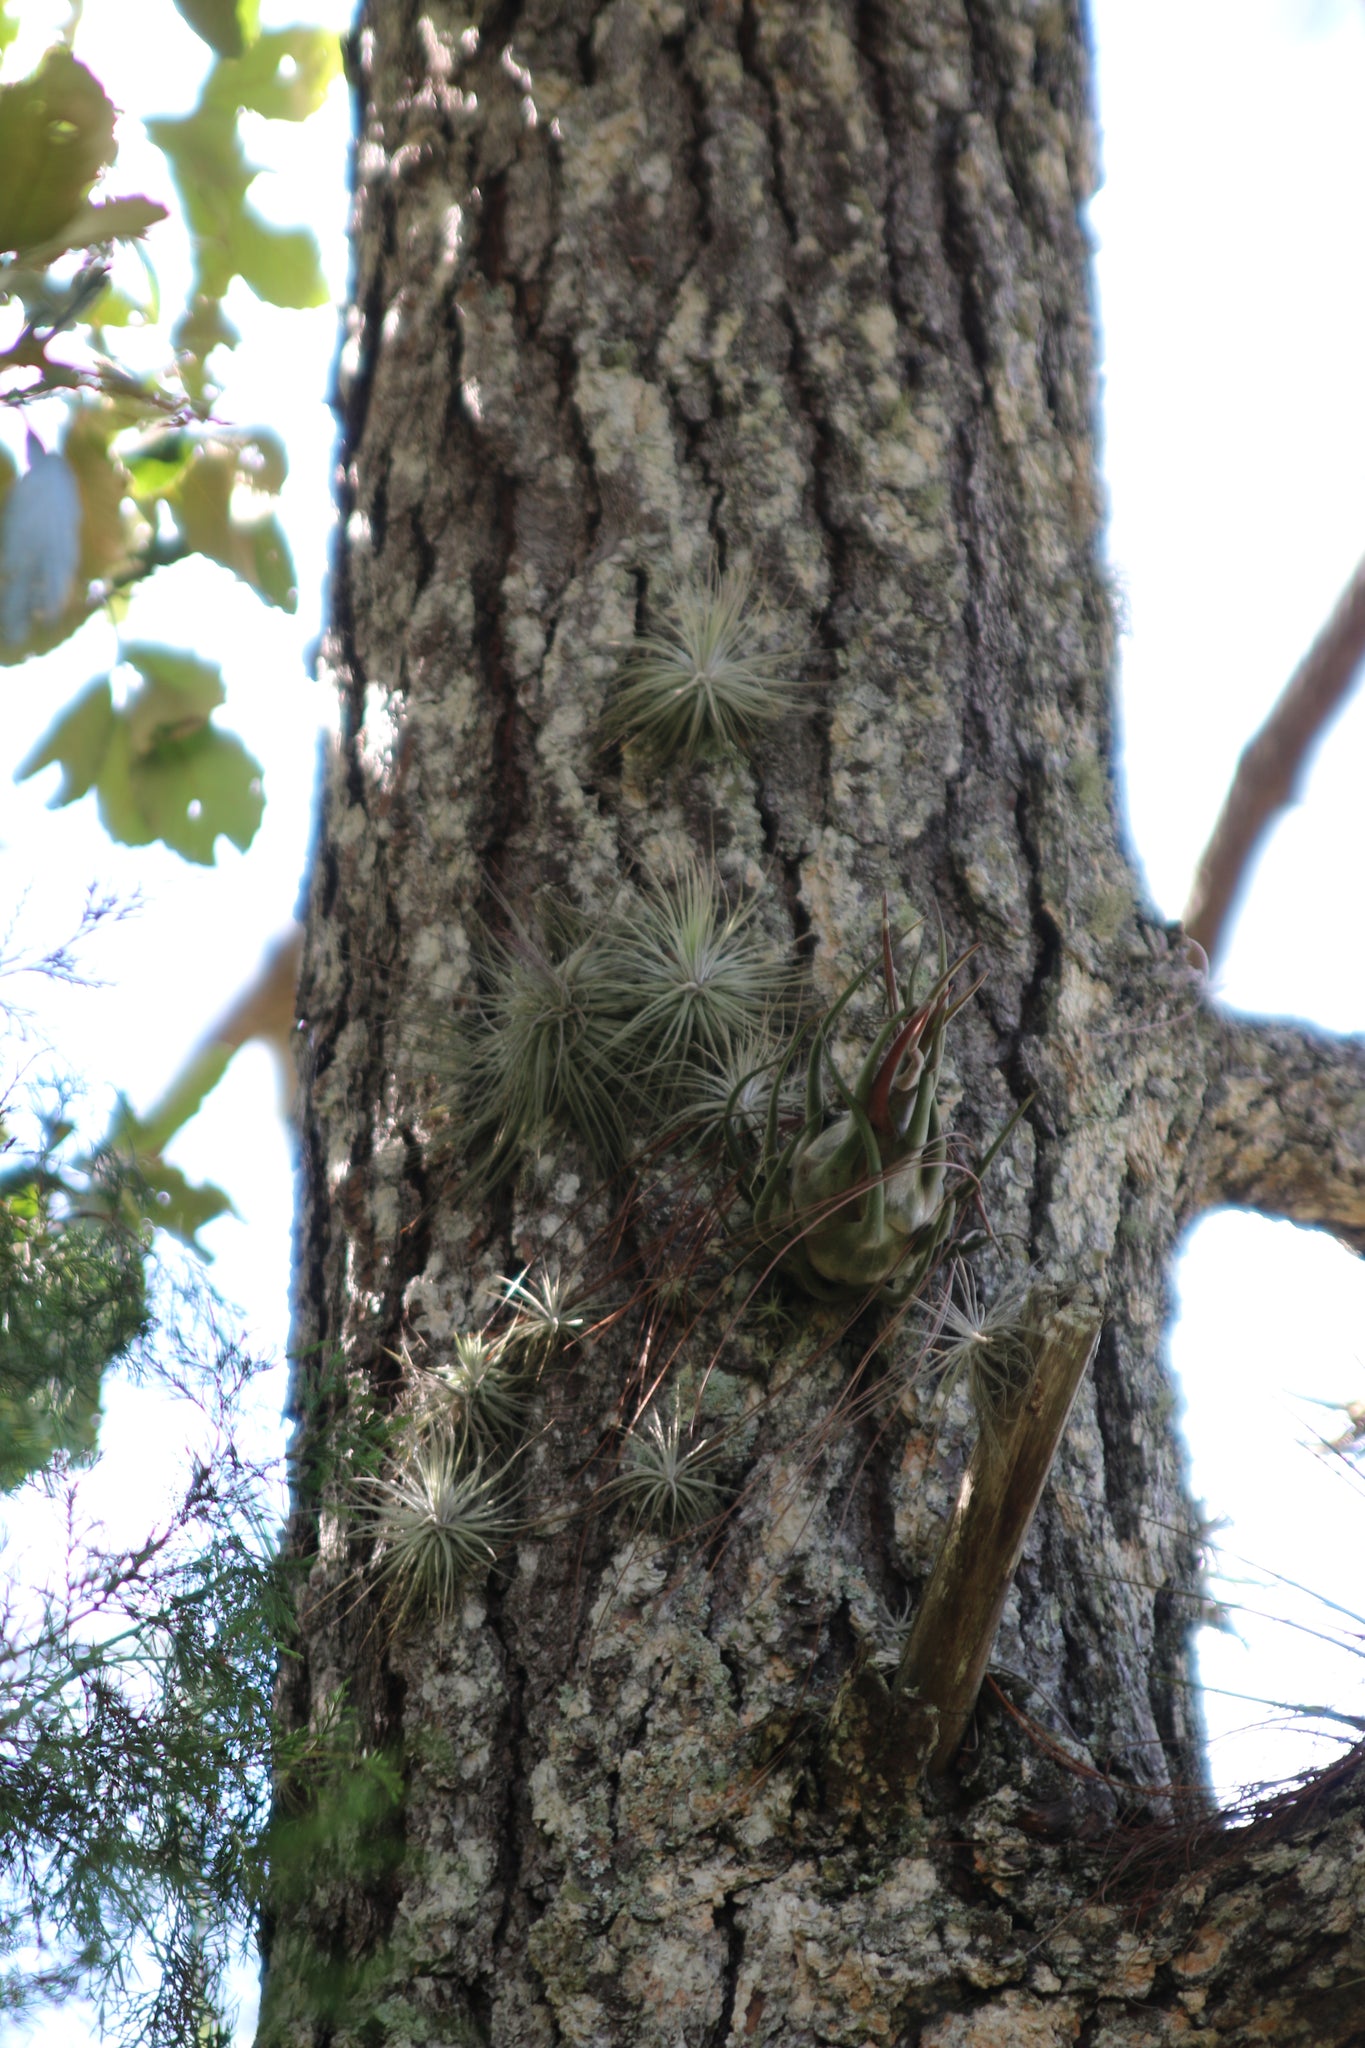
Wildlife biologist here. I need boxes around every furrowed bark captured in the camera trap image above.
[258,3,1365,2044]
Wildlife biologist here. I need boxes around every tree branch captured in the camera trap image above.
[1077,1744,1365,2046]
[1184,553,1365,964]
[1188,1014,1365,1248]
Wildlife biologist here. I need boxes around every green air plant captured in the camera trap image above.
[678,1030,801,1169]
[493,1264,601,1369]
[423,1329,527,1448]
[925,1263,1039,1446]
[364,1429,514,1629]
[446,901,625,1187]
[434,865,797,1189]
[605,1401,726,1537]
[604,561,804,765]
[599,863,793,1095]
[729,923,986,1302]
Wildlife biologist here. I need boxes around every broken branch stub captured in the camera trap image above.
[894,1297,1103,1780]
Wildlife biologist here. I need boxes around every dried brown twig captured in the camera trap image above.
[1185,552,1365,964]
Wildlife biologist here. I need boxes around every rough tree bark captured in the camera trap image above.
[259,2,1365,2042]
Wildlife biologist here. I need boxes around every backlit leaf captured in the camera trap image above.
[125,433,196,500]
[16,647,264,863]
[63,405,139,583]
[17,675,115,804]
[173,0,261,60]
[0,51,116,254]
[108,1139,233,1251]
[146,29,339,363]
[234,215,327,310]
[121,721,265,863]
[163,438,297,609]
[204,27,340,123]
[16,192,170,265]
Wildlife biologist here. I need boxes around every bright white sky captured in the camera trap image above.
[4,0,1365,2037]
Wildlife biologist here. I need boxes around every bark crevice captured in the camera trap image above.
[263,4,1365,2043]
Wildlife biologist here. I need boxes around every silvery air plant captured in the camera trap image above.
[440,863,790,1189]
[603,560,805,766]
[720,922,985,1302]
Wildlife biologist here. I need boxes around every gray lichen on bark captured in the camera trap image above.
[261,1,1365,2043]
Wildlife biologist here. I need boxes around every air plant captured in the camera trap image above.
[423,1329,527,1446]
[604,1400,727,1536]
[725,918,988,1302]
[925,1264,1039,1443]
[598,863,793,1091]
[678,1031,792,1154]
[869,1588,916,1671]
[493,1264,602,1368]
[364,1429,515,1628]
[446,901,625,1186]
[604,561,804,765]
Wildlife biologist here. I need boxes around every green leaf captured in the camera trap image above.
[157,437,297,610]
[204,27,341,124]
[16,647,264,863]
[125,433,195,500]
[122,641,226,734]
[106,644,265,863]
[15,191,169,265]
[146,29,339,362]
[0,50,117,254]
[133,1040,235,1159]
[104,1096,236,1250]
[233,215,327,310]
[126,723,265,863]
[115,1151,233,1251]
[17,674,114,803]
[89,283,146,328]
[63,403,139,582]
[239,427,286,495]
[173,0,261,60]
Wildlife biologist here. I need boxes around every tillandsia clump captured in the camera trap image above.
[492,1264,602,1369]
[603,560,806,766]
[713,922,987,1303]
[440,900,628,1190]
[595,862,793,1092]
[434,864,792,1190]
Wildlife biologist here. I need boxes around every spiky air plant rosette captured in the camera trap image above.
[424,861,795,1196]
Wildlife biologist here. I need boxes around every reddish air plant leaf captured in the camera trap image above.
[724,928,989,1303]
[865,1000,934,1140]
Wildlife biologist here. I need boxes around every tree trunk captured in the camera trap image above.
[259,2,1365,2042]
